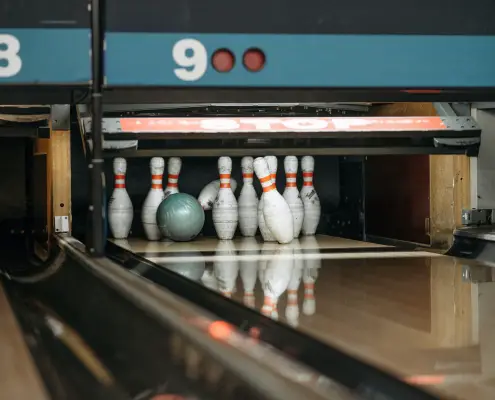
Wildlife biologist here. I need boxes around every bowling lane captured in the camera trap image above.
[110,236,495,400]
[0,283,49,399]
[111,234,389,256]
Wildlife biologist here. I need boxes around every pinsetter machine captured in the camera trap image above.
[1,1,495,399]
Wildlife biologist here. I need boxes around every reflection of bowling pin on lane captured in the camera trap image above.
[300,236,321,316]
[108,158,134,239]
[201,267,218,292]
[258,156,277,242]
[239,237,260,308]
[213,240,239,298]
[164,157,181,199]
[238,157,259,237]
[253,157,293,244]
[300,156,321,236]
[285,239,303,327]
[260,244,293,320]
[198,179,238,210]
[283,156,304,238]
[142,157,165,240]
[212,157,238,240]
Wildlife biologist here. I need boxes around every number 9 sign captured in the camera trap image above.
[173,38,207,82]
[0,34,22,78]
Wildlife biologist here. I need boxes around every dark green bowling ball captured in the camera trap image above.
[156,193,205,241]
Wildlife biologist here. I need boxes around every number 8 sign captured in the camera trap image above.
[0,34,22,78]
[173,38,208,82]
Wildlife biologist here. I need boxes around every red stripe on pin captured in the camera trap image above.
[263,183,276,192]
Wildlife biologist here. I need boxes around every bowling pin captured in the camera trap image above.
[260,244,293,320]
[198,179,238,210]
[108,158,134,239]
[239,237,260,308]
[300,156,321,235]
[253,158,293,244]
[212,157,238,240]
[258,156,278,241]
[213,240,239,298]
[142,157,165,241]
[283,156,304,238]
[238,156,259,237]
[164,157,181,199]
[285,239,303,327]
[300,236,320,316]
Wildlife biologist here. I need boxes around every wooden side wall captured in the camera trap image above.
[34,122,71,255]
[369,103,470,247]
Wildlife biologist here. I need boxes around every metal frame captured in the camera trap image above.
[100,88,495,105]
[103,147,471,158]
[87,0,105,256]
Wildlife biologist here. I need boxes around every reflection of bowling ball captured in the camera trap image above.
[162,258,206,281]
[156,193,205,241]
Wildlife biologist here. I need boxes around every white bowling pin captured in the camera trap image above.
[285,239,303,327]
[213,240,239,298]
[300,236,321,316]
[260,244,293,320]
[198,179,238,210]
[142,157,165,241]
[164,157,181,199]
[258,156,278,241]
[238,157,259,237]
[300,156,321,235]
[212,157,238,240]
[108,158,134,239]
[283,156,304,238]
[239,237,260,308]
[253,158,293,244]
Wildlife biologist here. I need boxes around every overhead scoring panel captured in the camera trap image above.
[0,0,90,84]
[105,0,495,89]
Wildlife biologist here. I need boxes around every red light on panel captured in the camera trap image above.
[211,49,235,73]
[243,48,265,72]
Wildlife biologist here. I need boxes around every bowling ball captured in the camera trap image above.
[156,193,205,241]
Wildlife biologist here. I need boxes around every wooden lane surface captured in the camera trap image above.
[111,234,389,254]
[0,283,49,400]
